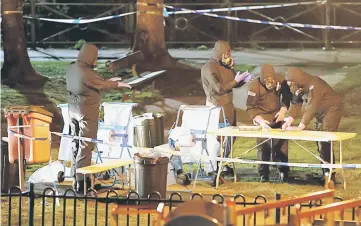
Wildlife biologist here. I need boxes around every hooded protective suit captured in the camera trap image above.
[246,64,291,178]
[66,43,119,182]
[201,41,242,126]
[287,68,343,174]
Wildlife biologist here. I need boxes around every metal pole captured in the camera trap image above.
[28,183,35,226]
[30,0,37,48]
[324,0,331,50]
[275,193,281,225]
[227,0,232,43]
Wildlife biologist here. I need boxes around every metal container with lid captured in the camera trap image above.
[152,113,165,147]
[133,153,169,198]
[133,116,152,148]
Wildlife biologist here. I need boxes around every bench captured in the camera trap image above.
[76,159,134,194]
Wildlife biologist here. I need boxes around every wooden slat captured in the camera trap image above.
[76,159,134,174]
[236,189,334,215]
[297,198,361,219]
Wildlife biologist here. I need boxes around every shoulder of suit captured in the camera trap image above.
[247,79,260,92]
[275,73,286,82]
[201,60,215,71]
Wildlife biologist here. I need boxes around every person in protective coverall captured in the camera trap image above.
[66,43,131,193]
[201,40,251,186]
[246,64,292,183]
[282,67,344,182]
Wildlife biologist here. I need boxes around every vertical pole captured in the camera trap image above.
[17,118,25,192]
[28,183,35,226]
[234,10,238,47]
[227,0,232,43]
[275,193,281,225]
[324,0,331,50]
[30,0,37,48]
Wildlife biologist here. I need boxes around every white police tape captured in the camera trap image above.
[20,2,360,30]
[50,132,131,148]
[166,1,325,15]
[23,11,136,24]
[152,148,361,169]
[166,5,361,31]
[8,124,49,129]
[8,129,48,141]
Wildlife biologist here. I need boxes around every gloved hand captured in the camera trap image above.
[117,82,132,89]
[243,73,254,83]
[254,115,271,131]
[109,77,122,82]
[297,123,306,131]
[281,116,294,131]
[275,107,288,123]
[235,71,250,83]
[285,123,305,131]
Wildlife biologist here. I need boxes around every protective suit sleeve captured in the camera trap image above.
[301,85,323,126]
[288,103,302,119]
[84,70,118,91]
[204,64,237,95]
[246,81,262,119]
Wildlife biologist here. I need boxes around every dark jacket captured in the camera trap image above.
[66,44,119,120]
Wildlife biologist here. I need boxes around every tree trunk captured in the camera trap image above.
[1,0,61,135]
[1,0,46,87]
[132,0,174,68]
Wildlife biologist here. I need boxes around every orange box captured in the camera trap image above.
[4,106,53,164]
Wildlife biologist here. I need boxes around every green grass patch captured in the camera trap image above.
[234,64,256,72]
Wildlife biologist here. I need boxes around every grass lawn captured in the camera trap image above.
[1,61,360,225]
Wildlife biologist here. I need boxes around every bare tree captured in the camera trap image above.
[1,0,46,87]
[132,0,174,68]
[1,0,62,133]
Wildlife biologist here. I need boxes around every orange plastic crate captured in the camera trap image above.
[5,106,53,164]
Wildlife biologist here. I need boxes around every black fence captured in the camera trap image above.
[21,0,361,49]
[1,183,359,226]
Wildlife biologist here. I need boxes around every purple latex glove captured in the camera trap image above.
[235,71,250,83]
[243,73,254,83]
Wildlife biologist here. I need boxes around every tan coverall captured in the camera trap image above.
[201,40,242,126]
[66,44,119,182]
[287,68,344,175]
[246,64,291,177]
[201,41,246,179]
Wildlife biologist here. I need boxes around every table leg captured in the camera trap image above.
[84,174,87,195]
[340,141,346,189]
[328,141,334,184]
[91,174,95,191]
[216,136,224,189]
[231,136,236,183]
[128,165,132,190]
